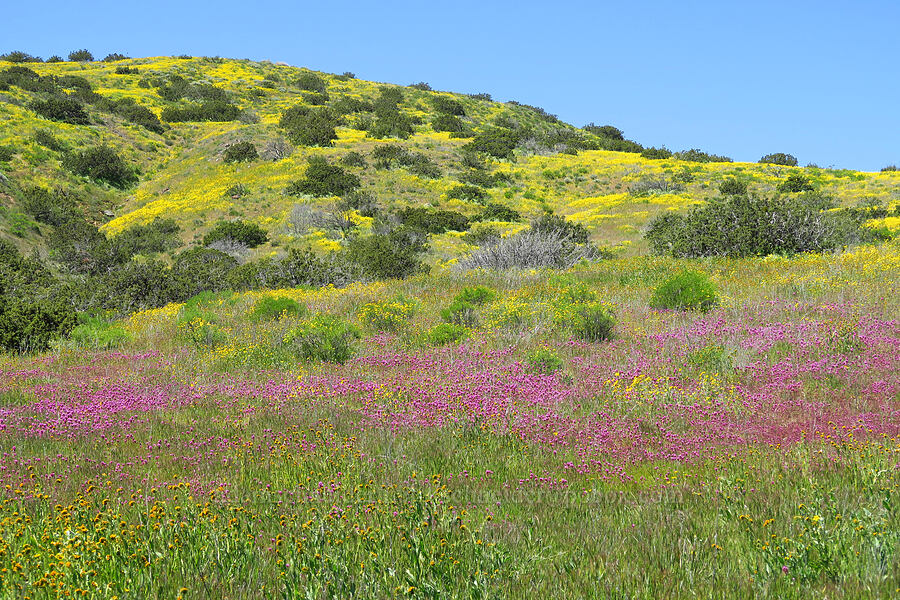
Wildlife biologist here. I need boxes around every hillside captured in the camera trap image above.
[1,54,898,268]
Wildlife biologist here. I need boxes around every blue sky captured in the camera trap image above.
[5,0,898,171]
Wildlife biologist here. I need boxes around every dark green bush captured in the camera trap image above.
[432,114,465,133]
[719,178,748,196]
[0,51,42,63]
[46,56,62,63]
[759,153,798,166]
[33,129,66,151]
[170,248,238,300]
[777,172,815,193]
[331,96,373,115]
[409,82,432,91]
[161,100,240,122]
[102,53,128,62]
[881,165,898,172]
[279,106,338,146]
[649,271,718,312]
[0,146,14,162]
[223,141,258,163]
[112,218,181,256]
[285,314,361,363]
[464,127,521,160]
[641,147,672,160]
[29,96,90,125]
[441,299,478,327]
[347,228,428,280]
[673,148,732,163]
[571,303,615,342]
[0,298,77,353]
[367,87,415,139]
[296,71,327,93]
[68,49,94,62]
[286,156,361,197]
[250,296,305,321]
[339,190,379,217]
[447,184,487,203]
[64,145,138,188]
[114,66,140,75]
[21,186,77,226]
[477,202,520,222]
[583,124,623,140]
[100,97,165,133]
[98,259,178,314]
[48,218,123,275]
[462,224,501,246]
[432,96,466,116]
[455,286,496,305]
[203,220,268,248]
[526,347,564,374]
[530,213,589,244]
[341,151,367,168]
[425,322,468,345]
[398,207,469,234]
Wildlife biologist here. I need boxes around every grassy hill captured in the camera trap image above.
[1,55,898,266]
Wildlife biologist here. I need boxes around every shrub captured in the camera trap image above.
[570,303,615,342]
[441,299,478,327]
[170,248,238,300]
[455,286,496,305]
[447,184,488,203]
[358,296,416,332]
[0,146,14,162]
[459,229,603,271]
[526,347,564,374]
[432,96,466,116]
[105,98,165,133]
[261,139,293,161]
[339,191,379,217]
[160,101,240,122]
[67,49,94,62]
[347,228,428,280]
[367,87,415,139]
[68,313,128,349]
[649,271,718,312]
[286,156,361,197]
[398,207,469,234]
[203,220,268,248]
[530,213,589,244]
[64,145,138,188]
[432,114,465,133]
[284,314,361,363]
[646,193,849,257]
[477,202,520,222]
[223,141,258,163]
[673,148,732,163]
[464,128,521,160]
[342,151,367,168]
[759,153,798,166]
[29,96,90,125]
[0,51,42,63]
[425,323,468,346]
[777,172,815,193]
[881,165,898,172]
[21,186,76,226]
[102,53,128,62]
[583,124,624,140]
[0,298,78,353]
[719,178,748,196]
[296,71,326,93]
[409,82,432,91]
[114,66,140,75]
[113,218,181,256]
[372,145,441,178]
[250,296,305,321]
[331,96,373,115]
[33,129,66,151]
[462,224,501,246]
[641,147,672,160]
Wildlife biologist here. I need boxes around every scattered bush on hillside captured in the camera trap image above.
[759,153,798,166]
[458,229,602,271]
[279,105,338,146]
[649,271,719,312]
[432,96,466,116]
[331,96,373,116]
[583,124,624,140]
[469,92,492,101]
[63,145,138,188]
[203,220,268,248]
[644,192,866,257]
[464,127,522,160]
[0,146,14,162]
[425,322,468,346]
[526,347,564,374]
[446,184,488,203]
[673,148,732,163]
[641,147,672,160]
[29,96,90,125]
[0,297,77,353]
[339,191,379,218]
[114,66,140,75]
[347,227,429,280]
[296,71,327,93]
[398,207,469,234]
[250,296,305,321]
[33,129,67,152]
[571,303,615,342]
[367,87,415,139]
[284,314,361,363]
[409,82,432,91]
[881,165,898,172]
[286,156,361,197]
[21,186,77,226]
[48,218,122,275]
[161,100,240,122]
[113,218,182,256]
[102,53,128,62]
[462,224,501,246]
[46,56,62,63]
[341,151,367,168]
[777,172,815,193]
[629,176,683,196]
[98,97,165,133]
[476,202,520,222]
[719,178,748,196]
[432,114,466,133]
[68,49,94,62]
[99,259,180,314]
[530,213,590,244]
[0,51,42,63]
[170,248,239,299]
[223,141,258,163]
[372,145,441,178]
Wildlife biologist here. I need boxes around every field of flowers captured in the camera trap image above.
[1,246,898,598]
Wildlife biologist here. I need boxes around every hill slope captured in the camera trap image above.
[0,55,898,267]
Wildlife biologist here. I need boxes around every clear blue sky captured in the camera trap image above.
[5,0,899,171]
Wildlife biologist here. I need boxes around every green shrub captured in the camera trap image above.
[67,49,93,62]
[68,313,128,349]
[102,53,128,62]
[447,184,488,203]
[719,178,747,196]
[571,303,615,342]
[114,66,140,75]
[777,172,815,193]
[441,299,478,327]
[33,129,66,151]
[372,145,440,178]
[759,153,798,166]
[477,202,520,222]
[462,224,501,246]
[113,218,181,256]
[63,145,138,188]
[296,71,327,93]
[347,228,428,280]
[21,186,77,226]
[398,207,469,234]
[526,347,564,374]
[881,165,898,172]
[583,124,623,139]
[103,98,164,133]
[0,146,14,162]
[672,148,732,163]
[358,296,416,332]
[367,87,415,139]
[432,114,465,133]
[530,213,589,244]
[0,298,77,353]
[641,147,672,160]
[203,220,268,248]
[432,96,466,116]
[223,141,258,163]
[284,314,361,363]
[250,296,305,321]
[0,51,42,63]
[341,151,367,168]
[409,82,432,91]
[425,322,468,346]
[464,127,521,160]
[286,156,361,197]
[280,106,338,146]
[29,96,90,125]
[454,286,496,305]
[160,101,240,122]
[649,271,718,312]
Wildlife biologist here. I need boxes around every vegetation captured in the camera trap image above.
[649,270,719,312]
[760,152,799,166]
